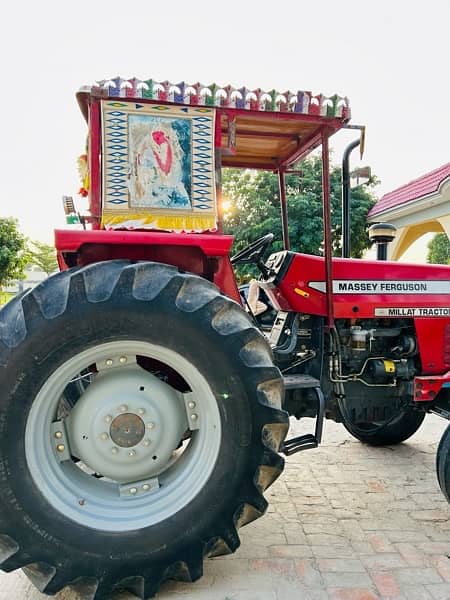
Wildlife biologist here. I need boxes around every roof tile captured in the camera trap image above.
[369,162,450,217]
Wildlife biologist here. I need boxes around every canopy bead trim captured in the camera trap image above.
[82,77,350,119]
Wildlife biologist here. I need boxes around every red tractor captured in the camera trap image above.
[1,77,450,599]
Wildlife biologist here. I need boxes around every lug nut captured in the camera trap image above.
[100,432,109,441]
[143,439,151,447]
[142,484,150,491]
[119,405,128,413]
[54,431,63,439]
[111,447,119,455]
[119,356,127,364]
[105,415,112,423]
[146,422,155,430]
[56,444,65,452]
[105,359,113,367]
[129,487,137,495]
[188,401,196,409]
[191,414,198,421]
[138,408,146,415]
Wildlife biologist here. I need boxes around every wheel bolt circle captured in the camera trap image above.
[78,363,183,482]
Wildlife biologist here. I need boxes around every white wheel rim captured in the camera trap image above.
[25,340,221,532]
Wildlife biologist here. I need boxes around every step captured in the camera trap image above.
[280,379,326,456]
[281,434,318,455]
[283,374,321,390]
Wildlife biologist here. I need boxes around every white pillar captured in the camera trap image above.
[437,215,450,238]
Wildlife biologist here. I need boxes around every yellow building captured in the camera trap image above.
[368,163,450,261]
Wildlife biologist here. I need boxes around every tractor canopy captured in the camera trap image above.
[75,77,351,233]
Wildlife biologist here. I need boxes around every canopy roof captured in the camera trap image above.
[77,77,351,170]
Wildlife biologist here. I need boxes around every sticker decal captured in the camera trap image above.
[308,280,450,295]
[375,307,450,317]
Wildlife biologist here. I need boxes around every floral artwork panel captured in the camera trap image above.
[128,114,192,210]
[101,101,217,232]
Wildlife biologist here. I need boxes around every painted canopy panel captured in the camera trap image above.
[101,101,217,232]
[78,77,351,170]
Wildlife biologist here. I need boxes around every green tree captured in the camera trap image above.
[0,217,28,290]
[427,233,450,264]
[28,240,58,275]
[222,157,377,279]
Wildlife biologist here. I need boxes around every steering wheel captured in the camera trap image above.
[230,233,274,266]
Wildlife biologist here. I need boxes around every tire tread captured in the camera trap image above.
[0,260,288,599]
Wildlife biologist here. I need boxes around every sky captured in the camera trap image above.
[1,0,449,248]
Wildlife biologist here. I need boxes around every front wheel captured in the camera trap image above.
[339,397,425,446]
[0,260,288,599]
[437,424,450,503]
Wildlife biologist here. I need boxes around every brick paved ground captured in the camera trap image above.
[1,414,450,600]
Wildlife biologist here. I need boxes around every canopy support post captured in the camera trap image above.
[321,131,334,329]
[278,169,290,250]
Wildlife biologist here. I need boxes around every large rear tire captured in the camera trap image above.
[0,260,288,599]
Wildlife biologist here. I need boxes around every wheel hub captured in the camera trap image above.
[110,413,145,447]
[64,363,189,483]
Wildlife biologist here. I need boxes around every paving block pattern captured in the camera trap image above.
[1,415,449,600]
